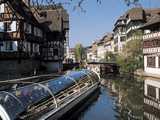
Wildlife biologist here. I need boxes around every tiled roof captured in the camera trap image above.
[114,7,160,28]
[69,48,75,52]
[125,7,145,20]
[140,15,160,29]
[34,6,69,32]
[7,0,39,25]
[96,33,113,46]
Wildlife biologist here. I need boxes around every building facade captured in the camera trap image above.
[35,6,69,72]
[142,15,160,75]
[113,7,160,54]
[0,0,69,78]
[68,48,76,63]
[113,15,126,53]
[97,33,114,61]
[0,0,43,58]
[0,0,44,78]
[86,33,114,62]
[144,77,160,120]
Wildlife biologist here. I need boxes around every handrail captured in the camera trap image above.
[80,71,94,85]
[2,81,58,109]
[64,75,81,93]
[1,91,24,108]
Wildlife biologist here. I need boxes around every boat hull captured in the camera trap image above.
[40,83,99,120]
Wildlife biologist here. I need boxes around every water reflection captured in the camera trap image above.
[60,75,160,120]
[144,77,160,120]
[104,75,144,120]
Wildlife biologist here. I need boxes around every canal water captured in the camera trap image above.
[60,74,160,120]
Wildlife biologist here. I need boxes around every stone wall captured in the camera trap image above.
[0,60,40,80]
[42,61,63,73]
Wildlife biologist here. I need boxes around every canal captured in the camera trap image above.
[59,74,160,120]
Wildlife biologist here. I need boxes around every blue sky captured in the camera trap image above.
[63,0,160,48]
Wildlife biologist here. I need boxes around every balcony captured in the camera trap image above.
[126,25,141,34]
[143,39,160,48]
[143,32,160,40]
[143,47,160,54]
[0,32,21,40]
[126,36,142,42]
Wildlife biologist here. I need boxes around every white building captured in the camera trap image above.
[97,33,114,61]
[144,77,160,120]
[69,48,76,63]
[113,7,160,54]
[86,33,114,62]
[142,15,160,76]
[86,45,98,62]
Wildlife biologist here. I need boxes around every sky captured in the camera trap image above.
[63,0,160,48]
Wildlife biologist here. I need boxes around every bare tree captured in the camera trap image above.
[30,0,140,11]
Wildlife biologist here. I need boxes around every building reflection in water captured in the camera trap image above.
[105,75,143,120]
[144,77,160,120]
[59,76,160,120]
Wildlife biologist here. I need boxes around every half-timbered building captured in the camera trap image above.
[35,5,69,72]
[142,14,160,75]
[0,0,45,78]
[0,0,43,59]
[0,0,69,77]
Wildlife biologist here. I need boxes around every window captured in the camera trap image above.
[4,22,11,31]
[120,37,126,42]
[0,4,5,13]
[24,23,31,33]
[53,49,58,56]
[147,85,156,99]
[147,56,156,68]
[5,41,13,51]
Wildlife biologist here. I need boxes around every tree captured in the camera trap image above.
[27,0,140,12]
[116,30,143,73]
[74,43,85,63]
[105,51,117,62]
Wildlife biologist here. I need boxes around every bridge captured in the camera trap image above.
[87,62,120,76]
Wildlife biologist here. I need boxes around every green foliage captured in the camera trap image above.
[105,51,117,62]
[116,31,143,73]
[111,76,143,119]
[104,31,143,73]
[74,43,85,63]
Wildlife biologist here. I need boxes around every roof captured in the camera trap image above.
[7,0,39,25]
[114,7,160,29]
[125,7,145,21]
[34,6,69,32]
[69,48,75,52]
[114,7,145,28]
[140,15,160,29]
[102,33,113,42]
